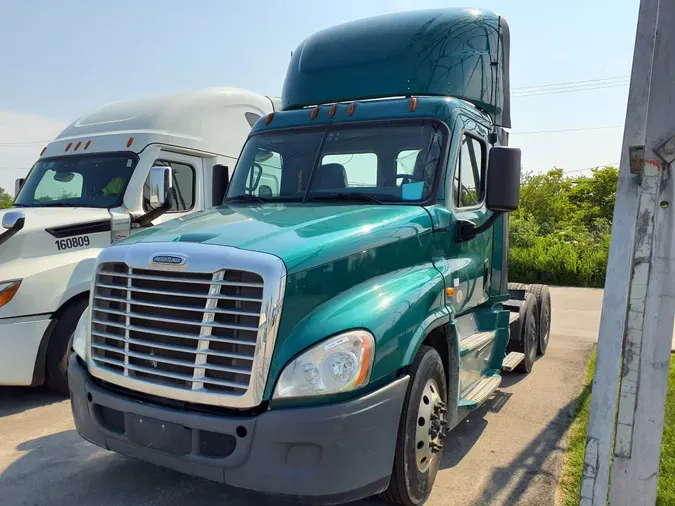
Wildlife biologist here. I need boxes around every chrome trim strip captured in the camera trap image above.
[98,269,264,288]
[86,241,286,409]
[90,331,255,360]
[94,294,259,316]
[94,282,263,302]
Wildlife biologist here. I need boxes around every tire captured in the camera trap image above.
[514,294,538,374]
[508,282,528,291]
[46,299,88,396]
[528,284,552,355]
[381,346,448,506]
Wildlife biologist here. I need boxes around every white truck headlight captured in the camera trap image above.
[0,279,21,308]
[72,307,90,361]
[273,330,375,399]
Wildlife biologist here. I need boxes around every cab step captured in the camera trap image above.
[502,351,526,372]
[458,374,502,411]
[509,312,520,324]
[459,331,496,357]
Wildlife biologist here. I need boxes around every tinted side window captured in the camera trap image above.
[144,160,195,212]
[453,135,485,208]
[322,153,378,187]
[396,149,421,176]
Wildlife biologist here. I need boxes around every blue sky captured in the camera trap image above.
[0,0,639,191]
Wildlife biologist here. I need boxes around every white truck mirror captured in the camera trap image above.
[2,210,25,230]
[148,166,173,210]
[14,178,25,198]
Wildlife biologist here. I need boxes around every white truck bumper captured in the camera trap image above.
[0,315,51,386]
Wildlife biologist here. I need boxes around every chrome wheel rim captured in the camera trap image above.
[415,378,447,472]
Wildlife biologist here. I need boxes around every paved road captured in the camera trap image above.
[0,287,602,506]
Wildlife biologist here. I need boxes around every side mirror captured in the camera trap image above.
[485,146,522,212]
[259,185,272,198]
[134,167,174,228]
[148,166,173,210]
[14,178,25,198]
[0,210,26,246]
[212,164,230,206]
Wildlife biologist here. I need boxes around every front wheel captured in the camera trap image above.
[46,299,88,396]
[381,346,448,506]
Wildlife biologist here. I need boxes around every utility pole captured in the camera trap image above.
[581,0,675,504]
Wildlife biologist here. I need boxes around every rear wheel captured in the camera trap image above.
[514,294,538,374]
[381,346,448,506]
[46,299,88,396]
[528,284,552,355]
[507,282,528,291]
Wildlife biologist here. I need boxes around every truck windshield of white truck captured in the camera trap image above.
[14,152,138,208]
[225,119,447,205]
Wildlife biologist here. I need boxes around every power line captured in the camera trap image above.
[512,76,630,92]
[563,163,620,173]
[511,125,624,135]
[513,83,630,98]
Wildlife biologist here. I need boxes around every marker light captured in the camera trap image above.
[84,140,91,150]
[127,137,134,148]
[348,102,356,116]
[0,280,22,308]
[311,106,319,120]
[410,97,418,112]
[329,104,336,118]
[40,147,46,156]
[65,142,72,152]
[74,141,82,151]
[265,113,274,125]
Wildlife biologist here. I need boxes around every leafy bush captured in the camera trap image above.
[0,186,12,209]
[509,166,617,288]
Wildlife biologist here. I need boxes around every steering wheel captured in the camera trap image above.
[383,173,429,187]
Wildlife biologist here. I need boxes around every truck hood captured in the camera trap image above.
[0,207,111,234]
[117,204,433,274]
[0,207,110,275]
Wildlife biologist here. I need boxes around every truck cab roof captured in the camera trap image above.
[282,8,510,127]
[42,87,279,158]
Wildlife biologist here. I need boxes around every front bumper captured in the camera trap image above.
[69,356,409,503]
[0,315,51,385]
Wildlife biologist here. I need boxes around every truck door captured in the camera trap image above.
[447,117,492,313]
[143,151,203,226]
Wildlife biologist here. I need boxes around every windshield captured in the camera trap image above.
[15,152,138,208]
[225,120,447,204]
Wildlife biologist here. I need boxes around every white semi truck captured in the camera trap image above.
[0,87,279,394]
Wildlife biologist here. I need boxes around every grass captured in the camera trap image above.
[558,346,596,505]
[658,361,675,504]
[558,347,675,505]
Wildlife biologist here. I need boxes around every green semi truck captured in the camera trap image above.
[68,8,552,505]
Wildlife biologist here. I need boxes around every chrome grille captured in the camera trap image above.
[91,262,264,396]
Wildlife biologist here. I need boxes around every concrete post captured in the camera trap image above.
[579,0,657,503]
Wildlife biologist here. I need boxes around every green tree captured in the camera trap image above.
[508,165,619,288]
[0,186,12,209]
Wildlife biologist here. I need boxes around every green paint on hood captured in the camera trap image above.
[120,204,432,274]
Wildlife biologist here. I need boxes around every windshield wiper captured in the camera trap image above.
[33,202,74,207]
[307,192,383,205]
[225,194,267,204]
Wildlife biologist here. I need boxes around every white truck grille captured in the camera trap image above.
[91,262,264,396]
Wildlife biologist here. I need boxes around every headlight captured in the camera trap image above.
[0,279,21,308]
[73,307,90,361]
[273,330,375,399]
